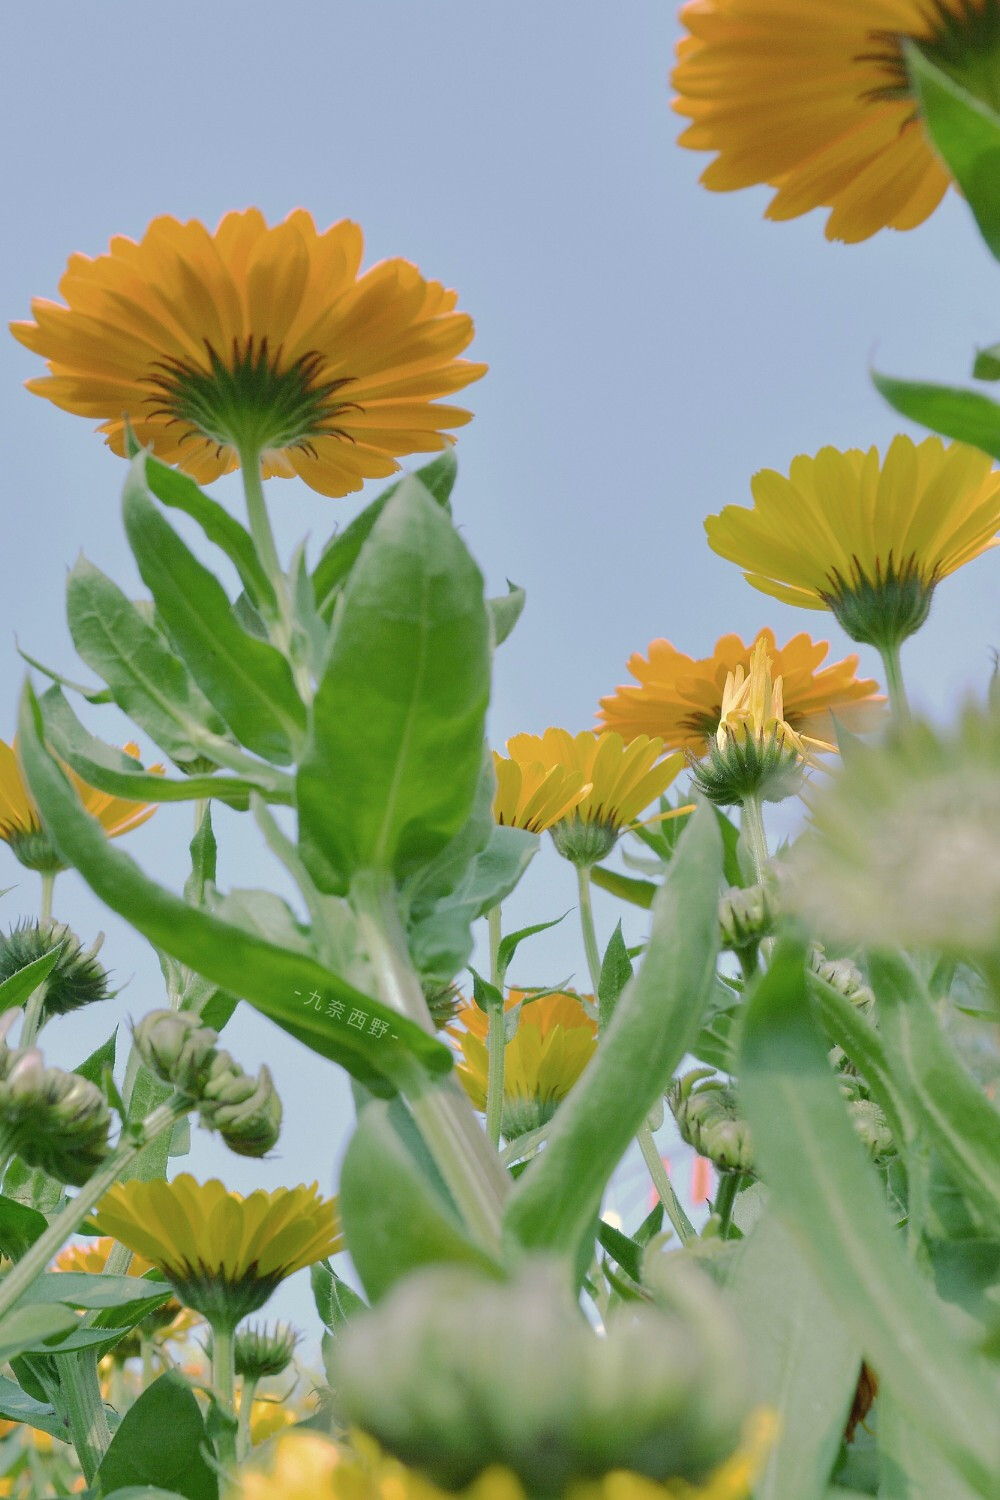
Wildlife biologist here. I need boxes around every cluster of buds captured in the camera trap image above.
[670,1069,753,1175]
[0,918,110,1024]
[718,881,778,959]
[332,1259,750,1495]
[133,1010,281,1158]
[0,1012,110,1185]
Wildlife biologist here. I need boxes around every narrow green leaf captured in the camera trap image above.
[806,972,915,1147]
[122,466,305,763]
[312,451,458,616]
[973,341,1000,381]
[0,1193,47,1261]
[184,806,217,907]
[74,1029,117,1090]
[17,681,451,1093]
[496,911,569,985]
[591,866,656,909]
[95,1371,218,1500]
[468,966,504,1015]
[595,1218,644,1282]
[0,1371,65,1439]
[0,1305,80,1365]
[598,921,633,1031]
[906,41,1000,261]
[740,940,1000,1496]
[0,945,63,1013]
[298,477,490,893]
[504,800,722,1258]
[15,639,112,703]
[310,1259,367,1330]
[873,370,1000,458]
[339,1100,502,1301]
[729,1211,861,1500]
[487,581,526,647]
[18,1273,170,1313]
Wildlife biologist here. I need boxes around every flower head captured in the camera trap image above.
[91,1175,342,1331]
[452,991,597,1139]
[500,731,683,866]
[670,0,1000,241]
[0,918,109,1021]
[492,752,590,834]
[706,438,1000,651]
[0,736,159,873]
[12,210,486,497]
[598,630,883,756]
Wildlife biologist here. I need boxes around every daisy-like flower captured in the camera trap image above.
[11,209,486,498]
[90,1175,342,1331]
[598,629,883,756]
[452,990,598,1139]
[705,438,1000,660]
[693,637,832,807]
[0,736,159,874]
[499,731,684,867]
[671,0,1000,242]
[492,751,590,834]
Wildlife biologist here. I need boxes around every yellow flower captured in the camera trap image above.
[0,736,160,873]
[492,751,590,833]
[598,629,883,756]
[705,437,1000,651]
[11,209,487,497]
[500,730,684,866]
[91,1175,343,1331]
[452,990,598,1138]
[672,0,969,242]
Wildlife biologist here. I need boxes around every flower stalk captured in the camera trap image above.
[485,905,505,1148]
[211,1322,238,1467]
[238,448,312,707]
[879,640,912,727]
[57,1349,112,1483]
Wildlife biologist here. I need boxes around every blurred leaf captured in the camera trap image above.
[18,681,451,1094]
[123,465,305,764]
[0,1371,65,1439]
[740,940,1000,1496]
[95,1371,218,1500]
[591,866,655,910]
[313,451,457,617]
[906,42,1000,261]
[597,921,633,1031]
[690,978,742,1073]
[310,1260,367,1330]
[487,581,525,647]
[879,1389,981,1500]
[873,371,1000,458]
[596,1218,644,1282]
[298,478,490,894]
[504,799,722,1259]
[973,341,1000,381]
[806,972,915,1147]
[0,1193,47,1261]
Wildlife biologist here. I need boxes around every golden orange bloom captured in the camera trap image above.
[12,209,486,497]
[598,630,883,757]
[673,0,965,242]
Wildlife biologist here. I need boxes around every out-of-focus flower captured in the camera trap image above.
[598,630,882,755]
[705,438,1000,652]
[12,210,486,497]
[452,990,597,1138]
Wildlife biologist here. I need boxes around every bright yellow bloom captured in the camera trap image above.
[0,736,160,873]
[599,629,883,756]
[672,0,965,242]
[12,209,486,497]
[452,990,598,1138]
[492,751,590,833]
[91,1175,343,1330]
[705,437,1000,650]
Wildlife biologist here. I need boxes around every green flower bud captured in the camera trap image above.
[809,949,874,1014]
[669,1069,754,1174]
[549,815,618,868]
[692,731,803,808]
[718,882,778,954]
[0,919,110,1022]
[423,980,461,1031]
[332,1259,750,1495]
[847,1097,894,1161]
[0,1040,111,1186]
[133,1009,220,1095]
[202,1060,282,1159]
[233,1320,300,1379]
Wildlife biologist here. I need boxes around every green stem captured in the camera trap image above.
[576,865,603,995]
[740,793,770,887]
[712,1171,742,1238]
[58,1350,112,1483]
[236,1374,259,1461]
[19,983,48,1049]
[485,906,505,1149]
[351,872,508,1249]
[40,871,55,923]
[239,448,312,705]
[210,1321,238,1467]
[0,1097,189,1324]
[637,1122,695,1244]
[879,639,911,728]
[193,797,209,832]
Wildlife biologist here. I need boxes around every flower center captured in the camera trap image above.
[141,336,362,457]
[859,0,1000,113]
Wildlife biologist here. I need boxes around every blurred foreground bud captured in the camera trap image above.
[670,1069,753,1174]
[234,1320,300,1380]
[332,1258,751,1494]
[809,949,874,1014]
[0,1022,110,1185]
[0,918,109,1023]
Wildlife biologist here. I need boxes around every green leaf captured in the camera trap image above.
[806,971,915,1148]
[496,912,569,986]
[879,1390,982,1500]
[339,1100,502,1301]
[95,1371,218,1500]
[0,1305,80,1365]
[184,806,217,908]
[468,966,504,1015]
[873,371,1000,458]
[0,1193,47,1260]
[298,477,490,893]
[504,799,722,1259]
[973,341,1000,381]
[487,581,525,647]
[66,556,230,765]
[591,866,656,910]
[906,41,1000,261]
[15,640,112,703]
[0,1372,66,1440]
[310,1259,367,1330]
[137,450,277,615]
[0,944,63,1012]
[869,951,1000,1233]
[17,681,451,1094]
[595,1218,644,1282]
[122,464,305,764]
[18,1273,170,1313]
[597,921,633,1031]
[312,451,458,617]
[729,1211,861,1500]
[74,1029,117,1090]
[739,940,1000,1497]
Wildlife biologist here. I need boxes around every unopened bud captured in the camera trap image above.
[670,1070,754,1174]
[133,1009,219,1095]
[847,1097,894,1161]
[718,883,777,953]
[549,815,618,868]
[233,1320,300,1379]
[810,949,874,1014]
[0,919,110,1023]
[0,1042,110,1186]
[202,1062,282,1158]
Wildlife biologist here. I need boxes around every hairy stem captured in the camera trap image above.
[576,865,603,995]
[58,1350,112,1483]
[485,905,505,1148]
[879,639,912,727]
[637,1123,695,1244]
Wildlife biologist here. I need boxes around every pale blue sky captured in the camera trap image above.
[1,1,998,1333]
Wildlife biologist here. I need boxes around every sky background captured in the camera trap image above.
[0,0,998,1341]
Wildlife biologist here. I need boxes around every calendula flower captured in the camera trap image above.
[452,990,598,1139]
[705,437,1000,653]
[599,630,882,756]
[492,752,590,833]
[693,637,832,806]
[671,0,987,242]
[500,731,684,866]
[12,209,486,497]
[0,736,159,873]
[91,1175,343,1331]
